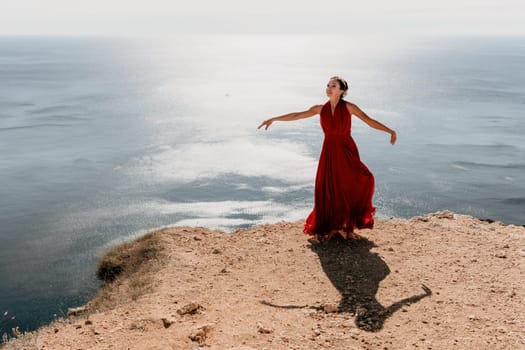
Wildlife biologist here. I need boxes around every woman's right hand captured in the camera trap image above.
[257,118,274,130]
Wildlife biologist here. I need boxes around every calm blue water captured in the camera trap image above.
[0,35,524,338]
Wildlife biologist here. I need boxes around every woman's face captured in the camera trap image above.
[326,79,343,98]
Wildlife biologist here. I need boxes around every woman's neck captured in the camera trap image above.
[329,97,341,106]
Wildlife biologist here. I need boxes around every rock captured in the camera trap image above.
[85,320,93,325]
[193,236,202,241]
[67,306,88,317]
[8,327,19,339]
[413,216,429,222]
[323,303,338,313]
[256,322,273,334]
[189,324,212,344]
[177,302,204,315]
[434,211,454,219]
[161,318,175,328]
[497,327,507,334]
[350,328,360,335]
[212,248,222,254]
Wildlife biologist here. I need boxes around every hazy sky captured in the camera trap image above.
[1,0,524,36]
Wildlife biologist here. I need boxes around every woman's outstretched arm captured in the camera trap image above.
[258,105,323,130]
[346,102,397,145]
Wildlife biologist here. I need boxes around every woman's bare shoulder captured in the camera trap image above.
[345,101,363,114]
[344,100,358,109]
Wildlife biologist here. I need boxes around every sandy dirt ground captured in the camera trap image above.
[3,211,525,350]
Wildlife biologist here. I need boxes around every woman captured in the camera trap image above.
[258,76,396,242]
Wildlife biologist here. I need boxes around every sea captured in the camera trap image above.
[0,34,524,339]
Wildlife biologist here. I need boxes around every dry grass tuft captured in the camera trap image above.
[96,232,162,283]
[89,231,166,311]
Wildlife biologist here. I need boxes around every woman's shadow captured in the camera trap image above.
[262,235,431,332]
[312,235,431,331]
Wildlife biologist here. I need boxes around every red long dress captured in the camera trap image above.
[304,99,375,237]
